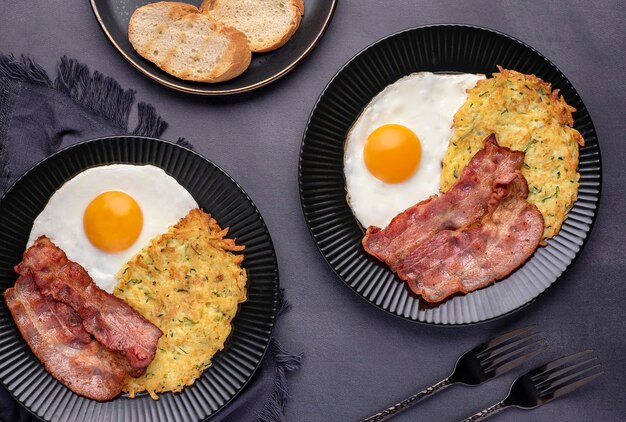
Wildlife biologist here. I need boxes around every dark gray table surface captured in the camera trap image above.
[1,1,625,421]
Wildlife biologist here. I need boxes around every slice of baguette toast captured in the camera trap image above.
[129,2,251,83]
[200,0,304,53]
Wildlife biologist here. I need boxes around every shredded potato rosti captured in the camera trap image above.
[114,209,246,399]
[440,67,584,239]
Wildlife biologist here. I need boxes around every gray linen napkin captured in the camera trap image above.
[0,54,301,422]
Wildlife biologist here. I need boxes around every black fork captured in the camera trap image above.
[460,350,603,421]
[359,325,546,422]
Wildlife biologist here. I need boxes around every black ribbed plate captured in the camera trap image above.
[0,137,278,421]
[299,24,601,325]
[90,0,336,95]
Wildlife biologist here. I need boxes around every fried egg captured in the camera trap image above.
[28,164,198,293]
[344,72,484,229]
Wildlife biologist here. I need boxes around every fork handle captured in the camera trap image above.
[360,377,452,422]
[460,400,508,422]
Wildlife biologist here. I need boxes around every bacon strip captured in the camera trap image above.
[15,237,163,376]
[363,134,526,271]
[362,135,544,302]
[4,276,126,401]
[398,173,544,302]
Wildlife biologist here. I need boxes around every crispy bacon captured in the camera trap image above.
[4,276,126,401]
[363,134,526,271]
[15,237,162,376]
[362,135,544,302]
[398,173,544,302]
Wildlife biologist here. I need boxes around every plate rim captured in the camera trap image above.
[89,0,338,96]
[298,23,602,326]
[0,135,279,420]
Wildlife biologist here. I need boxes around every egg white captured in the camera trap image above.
[344,72,485,229]
[27,164,198,293]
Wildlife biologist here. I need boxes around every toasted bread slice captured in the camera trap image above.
[200,0,304,53]
[129,2,251,83]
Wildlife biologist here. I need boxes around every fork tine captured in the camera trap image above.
[483,338,546,372]
[534,357,598,389]
[490,345,546,376]
[530,350,593,380]
[538,364,602,395]
[543,370,604,400]
[479,325,537,355]
[478,333,542,361]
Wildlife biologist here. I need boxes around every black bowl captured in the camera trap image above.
[0,137,279,421]
[299,24,601,325]
[90,0,337,95]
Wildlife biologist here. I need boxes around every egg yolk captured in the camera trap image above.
[363,124,421,183]
[83,191,143,253]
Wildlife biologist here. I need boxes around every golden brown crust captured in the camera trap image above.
[293,0,305,14]
[208,19,252,82]
[199,0,215,12]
